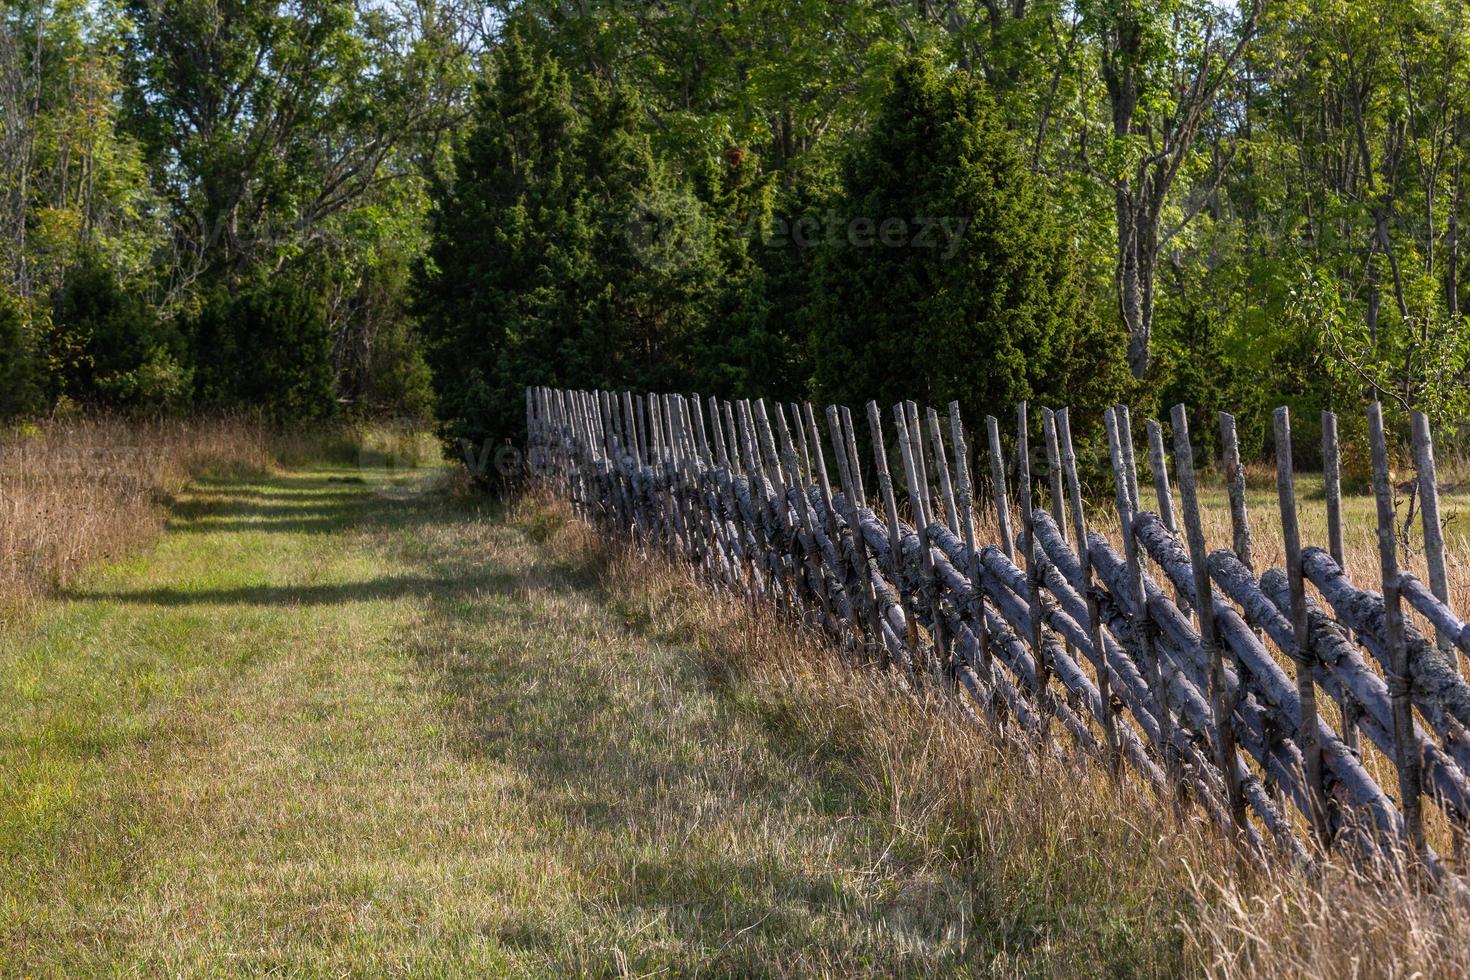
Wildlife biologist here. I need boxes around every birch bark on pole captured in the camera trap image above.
[1411,410,1455,668]
[1059,407,1117,765]
[1172,405,1245,829]
[1322,409,1361,750]
[1369,401,1425,857]
[986,415,1015,561]
[1219,412,1255,572]
[1274,406,1330,842]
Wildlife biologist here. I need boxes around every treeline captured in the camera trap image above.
[1,0,477,421]
[7,1,1470,467]
[421,0,1470,466]
[420,39,1127,458]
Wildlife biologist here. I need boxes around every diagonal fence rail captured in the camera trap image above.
[527,386,1470,878]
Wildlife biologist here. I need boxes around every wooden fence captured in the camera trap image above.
[526,386,1470,877]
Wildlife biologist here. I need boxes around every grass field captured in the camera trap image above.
[4,453,1470,976]
[0,463,1038,974]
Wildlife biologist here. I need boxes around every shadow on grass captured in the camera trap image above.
[384,510,963,973]
[163,474,455,537]
[69,469,503,606]
[78,573,512,607]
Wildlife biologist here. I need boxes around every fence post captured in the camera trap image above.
[1106,407,1172,766]
[1058,407,1117,768]
[1016,402,1049,696]
[1219,412,1255,572]
[1170,405,1245,828]
[1146,417,1192,621]
[836,405,889,668]
[1042,408,1067,544]
[927,407,960,534]
[986,415,1016,561]
[1411,410,1455,668]
[868,401,921,669]
[807,403,864,657]
[1321,409,1361,750]
[1117,405,1141,513]
[1274,406,1330,843]
[895,402,947,679]
[1368,401,1424,857]
[950,402,994,679]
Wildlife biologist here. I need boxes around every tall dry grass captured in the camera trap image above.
[0,416,276,611]
[536,491,1470,976]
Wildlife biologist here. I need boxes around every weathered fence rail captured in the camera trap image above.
[527,386,1470,877]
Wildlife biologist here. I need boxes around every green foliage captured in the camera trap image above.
[0,290,45,420]
[191,280,336,419]
[8,0,1470,460]
[46,254,190,410]
[421,36,726,452]
[420,36,594,449]
[808,55,1127,432]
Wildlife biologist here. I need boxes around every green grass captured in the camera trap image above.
[0,464,1001,975]
[11,456,1470,975]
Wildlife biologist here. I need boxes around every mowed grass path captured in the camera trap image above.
[0,467,970,975]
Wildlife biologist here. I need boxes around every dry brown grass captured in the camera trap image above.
[0,416,274,607]
[540,490,1470,977]
[0,416,431,616]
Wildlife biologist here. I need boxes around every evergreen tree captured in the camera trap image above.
[47,253,190,410]
[575,80,721,397]
[420,37,723,455]
[808,55,1128,431]
[191,279,336,419]
[420,36,594,451]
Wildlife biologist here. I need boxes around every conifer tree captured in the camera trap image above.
[420,35,594,450]
[808,55,1127,427]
